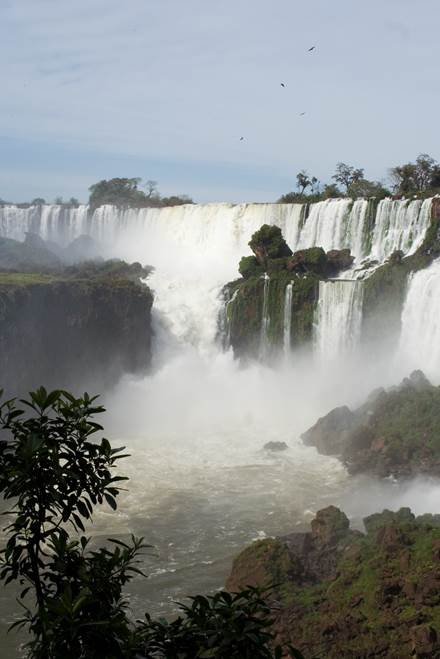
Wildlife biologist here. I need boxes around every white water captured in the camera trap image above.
[314,279,364,361]
[2,199,440,657]
[283,283,293,355]
[399,259,440,382]
[369,198,433,262]
[0,198,432,266]
[259,275,270,360]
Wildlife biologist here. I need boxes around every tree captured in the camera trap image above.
[389,153,440,195]
[54,196,64,204]
[321,183,341,199]
[0,388,139,658]
[347,178,390,199]
[144,179,158,198]
[68,197,79,206]
[31,198,46,206]
[296,170,312,195]
[332,162,364,191]
[0,388,304,659]
[88,178,144,211]
[161,194,194,206]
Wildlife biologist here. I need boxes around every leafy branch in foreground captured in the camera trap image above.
[0,387,308,658]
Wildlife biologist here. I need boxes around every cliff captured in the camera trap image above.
[227,506,440,658]
[302,371,440,478]
[0,265,153,396]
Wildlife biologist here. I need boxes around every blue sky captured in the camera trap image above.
[0,0,439,203]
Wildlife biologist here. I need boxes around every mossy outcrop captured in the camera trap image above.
[302,370,440,478]
[223,226,354,359]
[227,506,440,658]
[0,263,153,396]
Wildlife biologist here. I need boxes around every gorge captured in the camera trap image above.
[1,197,440,656]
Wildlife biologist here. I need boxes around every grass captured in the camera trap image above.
[0,272,57,285]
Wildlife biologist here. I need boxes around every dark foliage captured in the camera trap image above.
[88,178,193,212]
[0,388,306,659]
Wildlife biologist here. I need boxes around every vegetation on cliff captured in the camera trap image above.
[224,224,354,359]
[302,370,440,478]
[278,153,440,203]
[228,505,440,658]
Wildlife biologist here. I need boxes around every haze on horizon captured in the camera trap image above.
[0,0,439,204]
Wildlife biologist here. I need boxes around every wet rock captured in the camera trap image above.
[326,248,354,276]
[388,249,404,264]
[301,405,357,455]
[311,506,350,545]
[263,441,288,452]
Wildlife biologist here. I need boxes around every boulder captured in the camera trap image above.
[286,247,327,275]
[326,248,354,276]
[301,405,357,455]
[263,441,288,452]
[310,506,350,545]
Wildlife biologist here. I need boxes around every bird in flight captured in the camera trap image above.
[280,82,286,87]
[308,46,316,52]
[300,112,306,116]
[239,136,244,141]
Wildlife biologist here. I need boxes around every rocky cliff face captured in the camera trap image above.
[227,506,440,658]
[302,370,440,478]
[0,269,153,396]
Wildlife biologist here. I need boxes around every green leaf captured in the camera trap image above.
[104,493,117,510]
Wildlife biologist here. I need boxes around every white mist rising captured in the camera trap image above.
[1,199,440,616]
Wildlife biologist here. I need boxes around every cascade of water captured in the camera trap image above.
[297,199,353,252]
[259,275,270,359]
[314,279,364,361]
[0,198,434,361]
[398,259,440,381]
[368,198,432,262]
[283,283,293,355]
[218,288,239,349]
[0,198,433,264]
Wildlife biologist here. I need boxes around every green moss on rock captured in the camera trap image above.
[227,507,440,658]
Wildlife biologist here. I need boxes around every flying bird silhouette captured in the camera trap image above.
[300,112,306,116]
[308,46,316,51]
[280,82,286,87]
[239,136,244,141]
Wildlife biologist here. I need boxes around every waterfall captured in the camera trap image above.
[368,198,432,262]
[283,283,293,355]
[0,198,432,265]
[0,198,434,360]
[219,288,239,349]
[314,279,364,361]
[398,259,440,381]
[259,275,270,359]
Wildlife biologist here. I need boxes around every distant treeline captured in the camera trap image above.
[278,154,440,203]
[0,178,193,210]
[2,154,440,208]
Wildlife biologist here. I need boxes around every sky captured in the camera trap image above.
[0,0,439,204]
